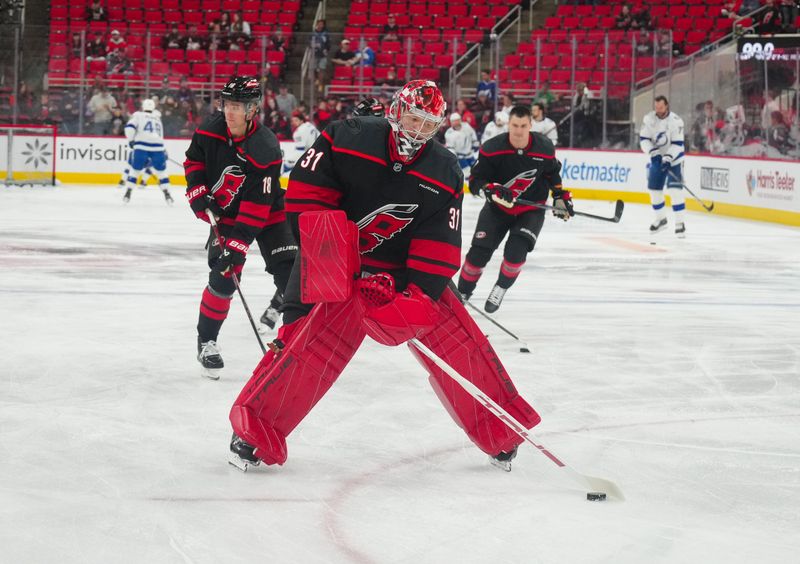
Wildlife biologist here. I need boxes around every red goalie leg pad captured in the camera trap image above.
[408,287,541,457]
[230,295,367,465]
[299,210,360,303]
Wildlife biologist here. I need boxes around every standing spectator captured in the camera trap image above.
[86,0,106,22]
[85,32,107,62]
[275,84,298,117]
[759,0,784,34]
[445,113,479,172]
[382,14,400,41]
[270,28,287,52]
[476,70,496,102]
[690,100,716,153]
[455,98,477,129]
[530,102,558,145]
[357,40,375,68]
[87,84,118,134]
[59,88,81,133]
[310,19,330,85]
[162,25,184,50]
[331,39,360,67]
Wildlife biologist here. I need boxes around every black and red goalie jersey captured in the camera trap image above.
[184,112,284,246]
[469,131,564,215]
[286,116,464,299]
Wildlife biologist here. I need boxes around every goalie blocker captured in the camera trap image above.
[229,211,541,466]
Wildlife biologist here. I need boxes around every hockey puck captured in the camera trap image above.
[649,241,656,245]
[519,347,530,353]
[586,492,606,501]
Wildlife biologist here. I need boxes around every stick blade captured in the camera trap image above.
[613,200,625,223]
[584,474,625,501]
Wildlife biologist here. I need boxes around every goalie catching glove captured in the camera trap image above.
[552,189,574,221]
[357,273,440,346]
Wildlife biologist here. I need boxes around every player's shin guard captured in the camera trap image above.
[198,285,232,342]
[667,187,686,224]
[408,287,541,457]
[648,189,667,220]
[229,296,367,465]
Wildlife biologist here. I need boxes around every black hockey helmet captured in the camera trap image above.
[353,97,385,117]
[220,75,262,103]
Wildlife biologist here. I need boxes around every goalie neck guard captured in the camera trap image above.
[388,80,446,162]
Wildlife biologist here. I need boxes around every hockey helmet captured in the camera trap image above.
[220,75,262,104]
[141,98,156,112]
[353,97,385,117]
[388,80,446,147]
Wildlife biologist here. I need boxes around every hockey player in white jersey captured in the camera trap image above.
[481,110,508,144]
[640,95,686,237]
[444,112,479,172]
[122,99,172,204]
[282,113,319,174]
[530,103,558,146]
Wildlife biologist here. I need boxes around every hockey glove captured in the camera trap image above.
[357,273,440,347]
[660,158,673,175]
[483,182,515,208]
[552,190,574,221]
[186,185,223,223]
[213,239,248,278]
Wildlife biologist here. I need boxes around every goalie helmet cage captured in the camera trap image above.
[0,124,57,186]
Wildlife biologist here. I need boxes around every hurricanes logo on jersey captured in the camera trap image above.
[211,165,246,209]
[356,204,419,253]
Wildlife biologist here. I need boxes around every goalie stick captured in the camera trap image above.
[408,337,625,501]
[515,197,625,223]
[667,171,715,212]
[207,212,267,354]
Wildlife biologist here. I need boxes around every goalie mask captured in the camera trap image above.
[388,80,446,161]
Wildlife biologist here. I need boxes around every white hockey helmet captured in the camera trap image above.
[142,98,156,112]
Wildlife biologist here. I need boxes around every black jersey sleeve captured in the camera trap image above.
[467,146,498,196]
[545,157,566,198]
[184,132,208,193]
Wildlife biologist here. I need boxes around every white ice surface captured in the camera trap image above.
[1,185,799,564]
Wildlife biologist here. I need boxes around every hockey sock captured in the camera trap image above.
[457,259,484,296]
[667,187,686,224]
[648,189,667,220]
[496,258,525,289]
[198,286,232,342]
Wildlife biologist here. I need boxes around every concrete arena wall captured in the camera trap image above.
[30,135,800,226]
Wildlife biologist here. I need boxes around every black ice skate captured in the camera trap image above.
[229,433,261,472]
[649,217,667,233]
[675,222,686,238]
[259,306,280,331]
[163,190,174,205]
[490,446,518,472]
[197,337,223,379]
[122,188,132,203]
[485,285,507,313]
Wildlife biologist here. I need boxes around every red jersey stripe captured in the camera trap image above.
[407,258,459,278]
[236,214,268,229]
[330,145,387,166]
[287,180,342,207]
[239,200,270,218]
[406,170,459,197]
[197,129,227,142]
[480,148,516,157]
[408,238,460,266]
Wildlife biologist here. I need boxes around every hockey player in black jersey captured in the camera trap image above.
[228,81,543,473]
[184,76,297,378]
[457,105,573,313]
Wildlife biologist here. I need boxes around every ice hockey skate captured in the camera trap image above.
[258,306,280,332]
[162,189,174,205]
[675,222,686,238]
[122,188,132,203]
[485,285,506,313]
[197,337,223,379]
[649,217,668,233]
[229,433,261,471]
[490,446,518,472]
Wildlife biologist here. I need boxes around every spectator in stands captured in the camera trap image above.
[471,90,493,117]
[632,7,653,31]
[86,32,107,62]
[162,25,184,50]
[59,89,81,133]
[455,98,477,129]
[12,81,35,119]
[161,95,182,137]
[106,29,128,73]
[382,14,400,42]
[86,0,106,22]
[768,110,793,154]
[87,84,117,135]
[357,41,376,68]
[780,0,797,31]
[690,100,716,153]
[270,28,287,53]
[185,25,206,51]
[208,21,230,51]
[106,30,126,57]
[615,4,634,30]
[231,12,252,50]
[275,84,298,117]
[176,77,194,104]
[219,13,231,34]
[331,39,360,67]
[262,64,281,92]
[313,99,333,129]
[720,1,739,19]
[310,19,330,88]
[35,91,59,126]
[759,0,784,34]
[70,32,83,59]
[533,81,555,108]
[154,77,175,105]
[636,29,653,56]
[476,70,496,103]
[378,67,403,98]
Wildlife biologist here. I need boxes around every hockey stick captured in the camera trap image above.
[465,300,532,353]
[667,171,715,212]
[168,156,184,168]
[207,212,267,354]
[408,338,624,500]
[515,198,625,223]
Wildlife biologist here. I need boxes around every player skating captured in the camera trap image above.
[227,80,541,472]
[457,105,571,313]
[639,95,687,237]
[183,76,297,378]
[444,112,479,173]
[122,99,173,204]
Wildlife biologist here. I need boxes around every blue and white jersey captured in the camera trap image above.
[444,123,479,159]
[293,121,319,153]
[639,111,684,164]
[125,110,165,152]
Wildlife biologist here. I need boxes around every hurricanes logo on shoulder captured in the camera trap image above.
[357,203,419,253]
[211,165,246,209]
